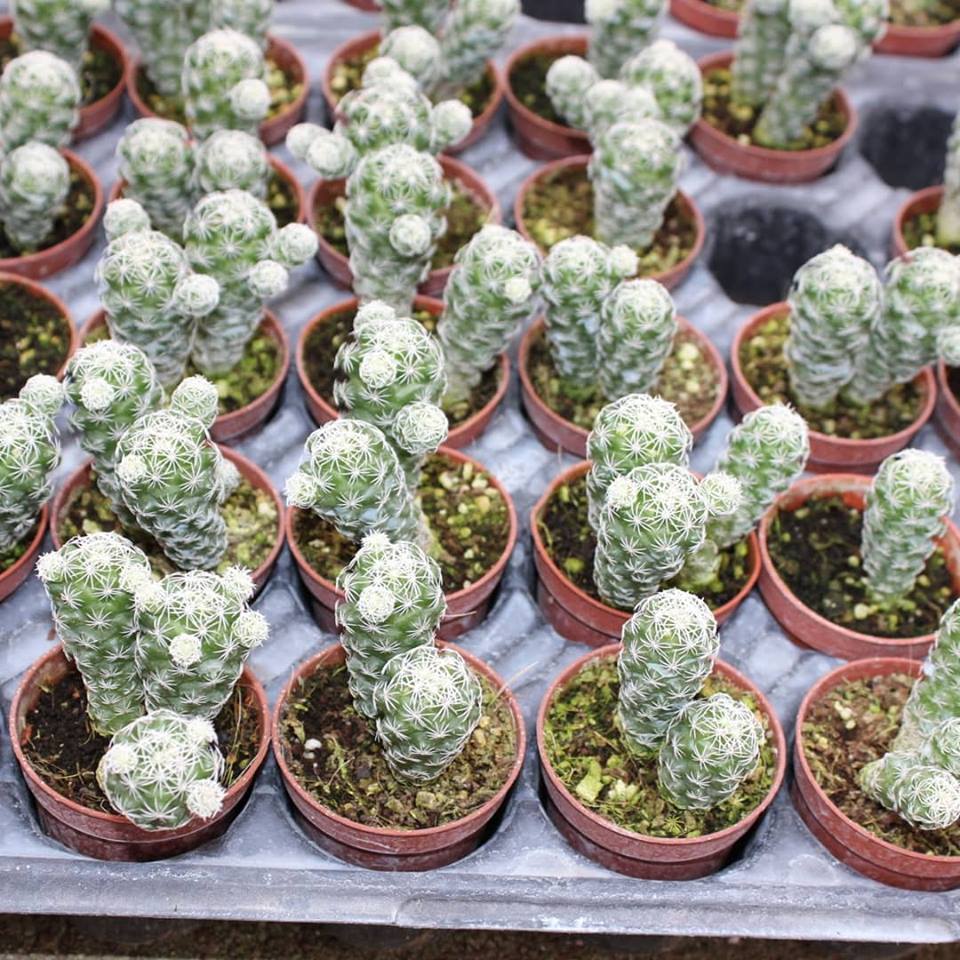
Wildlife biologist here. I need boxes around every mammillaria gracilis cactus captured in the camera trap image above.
[0,50,80,149]
[193,128,270,199]
[213,0,273,50]
[0,143,70,252]
[860,753,960,831]
[619,40,703,136]
[372,644,483,783]
[10,0,110,72]
[939,112,960,248]
[36,533,153,735]
[335,533,446,718]
[585,0,667,79]
[97,709,226,831]
[0,375,63,551]
[381,0,451,32]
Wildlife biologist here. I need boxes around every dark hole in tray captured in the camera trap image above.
[521,0,585,21]
[859,104,953,190]
[708,203,868,305]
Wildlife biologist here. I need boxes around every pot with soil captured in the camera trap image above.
[874,8,960,56]
[538,641,786,879]
[892,186,958,258]
[669,0,740,37]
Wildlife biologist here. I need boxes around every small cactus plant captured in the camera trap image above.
[585,0,667,79]
[730,0,791,108]
[0,142,71,252]
[213,0,273,50]
[619,39,704,136]
[381,0,451,32]
[860,752,960,831]
[938,111,960,248]
[0,375,63,551]
[0,50,81,150]
[193,128,270,199]
[11,0,111,72]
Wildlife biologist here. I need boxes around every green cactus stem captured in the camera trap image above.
[859,752,960,831]
[11,0,111,72]
[938,112,960,248]
[585,0,667,79]
[0,142,70,252]
[619,39,703,135]
[544,55,600,131]
[381,0,451,32]
[730,0,791,108]
[0,50,81,149]
[193,128,270,199]
[919,717,960,779]
[212,0,272,50]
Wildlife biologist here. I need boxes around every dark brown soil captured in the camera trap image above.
[889,0,960,26]
[292,453,510,593]
[302,305,499,429]
[767,494,956,638]
[20,667,261,814]
[527,323,720,432]
[902,206,960,256]
[948,365,960,406]
[279,658,516,830]
[544,658,776,837]
[508,49,567,126]
[802,673,960,855]
[702,67,848,151]
[740,309,925,439]
[520,163,697,274]
[57,472,279,578]
[0,279,71,400]
[0,518,38,574]
[538,472,752,612]
[313,175,489,273]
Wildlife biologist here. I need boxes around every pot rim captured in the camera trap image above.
[0,503,48,588]
[0,271,77,379]
[892,185,943,258]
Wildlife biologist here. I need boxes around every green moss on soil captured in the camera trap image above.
[802,673,960,856]
[740,310,924,440]
[902,206,960,256]
[767,494,956,638]
[508,49,567,126]
[279,661,515,830]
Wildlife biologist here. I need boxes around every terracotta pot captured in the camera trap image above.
[341,0,381,9]
[935,359,960,460]
[891,185,942,258]
[690,52,857,184]
[514,157,705,291]
[323,30,504,154]
[50,449,285,595]
[0,150,103,280]
[731,304,936,474]
[0,505,47,603]
[793,657,960,890]
[531,462,760,647]
[308,154,501,297]
[504,35,591,160]
[125,34,308,146]
[537,645,786,879]
[80,308,289,443]
[758,474,960,659]
[519,316,726,458]
[273,641,525,870]
[287,446,517,641]
[669,0,739,37]
[296,295,509,449]
[10,646,270,862]
[874,20,960,57]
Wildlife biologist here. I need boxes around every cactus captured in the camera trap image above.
[63,340,164,520]
[657,692,764,810]
[36,533,152,735]
[372,644,483,783]
[619,40,703,135]
[134,567,266,719]
[938,112,960,248]
[0,142,70,251]
[585,0,667,79]
[116,378,240,571]
[0,50,81,149]
[381,0,451,32]
[0,375,63,550]
[437,225,541,406]
[545,56,600,132]
[784,245,882,409]
[182,29,270,141]
[859,752,960,831]
[335,533,446,719]
[380,25,443,91]
[11,0,111,72]
[285,419,424,546]
[97,709,226,831]
[586,393,692,529]
[861,449,954,600]
[96,206,220,388]
[193,128,269,199]
[212,0,272,50]
[616,589,719,756]
[730,0,792,108]
[182,189,316,374]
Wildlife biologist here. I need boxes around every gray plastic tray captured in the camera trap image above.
[1,0,959,943]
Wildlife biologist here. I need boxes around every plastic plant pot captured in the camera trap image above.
[669,0,739,37]
[874,20,960,57]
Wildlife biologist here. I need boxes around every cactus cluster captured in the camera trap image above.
[11,0,111,72]
[585,0,667,78]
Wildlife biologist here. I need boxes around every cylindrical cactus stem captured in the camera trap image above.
[861,449,954,600]
[859,752,960,831]
[586,393,692,530]
[847,249,960,405]
[134,567,267,719]
[586,0,667,79]
[0,50,81,149]
[336,533,446,718]
[182,29,271,141]
[590,118,682,250]
[545,55,601,131]
[116,119,196,238]
[380,0,451,32]
[285,419,425,546]
[193,129,270,199]
[938,112,960,247]
[437,225,541,406]
[36,533,153,735]
[784,244,881,409]
[0,142,70,252]
[0,375,63,550]
[345,143,450,314]
[380,25,443,91]
[617,589,719,756]
[114,0,200,98]
[372,645,483,783]
[212,0,272,50]
[596,278,678,401]
[919,718,960,778]
[10,0,110,72]
[97,710,226,831]
[183,189,317,374]
[540,236,638,394]
[116,378,240,571]
[730,0,792,108]
[64,341,164,520]
[619,39,703,135]
[593,463,742,610]
[582,79,662,142]
[657,693,764,810]
[96,205,221,388]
